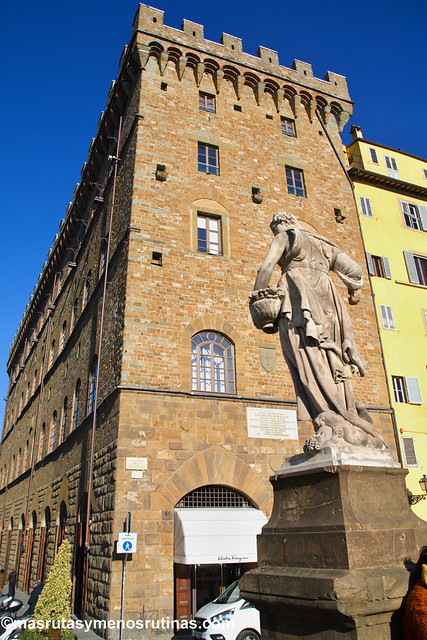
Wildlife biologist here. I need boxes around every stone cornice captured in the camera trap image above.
[348,167,427,201]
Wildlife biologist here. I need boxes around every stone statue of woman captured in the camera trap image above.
[250,212,386,453]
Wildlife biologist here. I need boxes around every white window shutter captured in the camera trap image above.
[401,200,410,217]
[405,377,423,404]
[360,197,373,217]
[402,437,418,466]
[382,256,392,279]
[404,251,419,284]
[418,205,427,231]
[380,305,395,330]
[366,252,375,275]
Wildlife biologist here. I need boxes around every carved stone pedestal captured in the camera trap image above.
[240,462,427,639]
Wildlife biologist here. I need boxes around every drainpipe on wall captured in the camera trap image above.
[82,114,123,617]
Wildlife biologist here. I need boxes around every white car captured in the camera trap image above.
[192,580,260,640]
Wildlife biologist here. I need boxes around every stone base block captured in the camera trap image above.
[239,464,427,639]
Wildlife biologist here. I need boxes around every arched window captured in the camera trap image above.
[73,380,81,430]
[61,397,68,442]
[84,271,92,308]
[50,411,57,452]
[60,321,67,352]
[88,357,98,414]
[23,439,29,471]
[191,332,235,394]
[38,423,45,461]
[49,340,56,369]
[71,299,79,330]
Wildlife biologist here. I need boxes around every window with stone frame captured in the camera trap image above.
[198,142,220,175]
[38,424,45,462]
[61,397,68,442]
[71,299,79,330]
[88,357,98,414]
[285,166,306,197]
[199,92,216,113]
[73,379,81,430]
[197,213,222,255]
[281,117,297,138]
[191,332,235,394]
[60,321,67,352]
[83,271,92,308]
[50,411,57,452]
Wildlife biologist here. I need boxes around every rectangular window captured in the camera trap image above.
[360,196,373,217]
[198,143,219,175]
[366,253,391,279]
[197,214,222,255]
[401,201,422,230]
[392,376,407,403]
[379,305,395,330]
[423,168,427,179]
[402,437,418,467]
[415,256,427,286]
[404,251,427,285]
[384,155,399,179]
[286,166,306,197]
[369,148,379,164]
[281,117,297,137]
[392,376,423,404]
[199,92,216,113]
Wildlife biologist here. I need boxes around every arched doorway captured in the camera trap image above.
[37,507,51,583]
[22,511,37,591]
[173,485,267,621]
[72,493,87,618]
[4,518,13,574]
[57,502,67,550]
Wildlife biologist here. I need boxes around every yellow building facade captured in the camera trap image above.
[347,126,427,518]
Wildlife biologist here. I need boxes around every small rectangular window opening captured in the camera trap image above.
[151,251,163,266]
[233,104,242,112]
[161,82,167,91]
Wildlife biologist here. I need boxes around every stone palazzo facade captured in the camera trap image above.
[0,4,398,637]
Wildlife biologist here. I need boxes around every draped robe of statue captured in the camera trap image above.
[253,217,385,445]
[277,228,362,423]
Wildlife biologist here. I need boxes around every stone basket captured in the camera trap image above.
[249,288,285,334]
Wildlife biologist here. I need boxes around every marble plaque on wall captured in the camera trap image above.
[247,407,298,440]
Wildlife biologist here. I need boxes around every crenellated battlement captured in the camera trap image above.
[131,3,351,104]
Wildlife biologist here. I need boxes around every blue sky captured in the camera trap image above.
[0,0,426,405]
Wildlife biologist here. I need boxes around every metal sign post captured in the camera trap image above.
[119,513,131,640]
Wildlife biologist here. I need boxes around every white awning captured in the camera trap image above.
[174,508,267,565]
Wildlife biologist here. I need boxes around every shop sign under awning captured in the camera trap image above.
[174,508,267,565]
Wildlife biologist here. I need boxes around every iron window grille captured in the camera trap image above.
[176,485,252,508]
